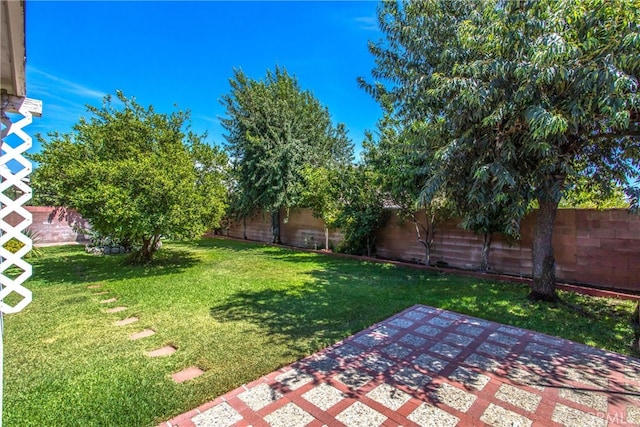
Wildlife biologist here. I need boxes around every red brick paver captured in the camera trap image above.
[161,305,640,427]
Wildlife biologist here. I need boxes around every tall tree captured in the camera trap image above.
[221,67,352,243]
[31,91,229,263]
[361,0,639,301]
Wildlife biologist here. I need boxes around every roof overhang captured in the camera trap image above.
[1,0,26,98]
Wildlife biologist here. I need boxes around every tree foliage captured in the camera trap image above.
[300,165,343,250]
[335,164,388,257]
[364,113,452,265]
[362,0,639,299]
[221,67,353,243]
[31,91,229,263]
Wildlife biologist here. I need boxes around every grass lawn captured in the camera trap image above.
[4,238,638,426]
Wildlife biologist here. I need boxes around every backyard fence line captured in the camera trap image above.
[6,206,89,246]
[16,206,640,293]
[224,207,640,294]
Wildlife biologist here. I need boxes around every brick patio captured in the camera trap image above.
[160,305,640,427]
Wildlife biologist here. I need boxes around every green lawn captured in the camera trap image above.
[4,238,637,426]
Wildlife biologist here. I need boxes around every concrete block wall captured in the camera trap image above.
[230,207,640,293]
[6,206,90,245]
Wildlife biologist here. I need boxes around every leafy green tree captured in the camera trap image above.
[362,0,640,301]
[364,114,453,265]
[560,178,630,209]
[221,67,352,244]
[300,165,343,251]
[336,164,388,257]
[31,91,229,263]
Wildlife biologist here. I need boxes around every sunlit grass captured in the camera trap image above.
[4,238,637,426]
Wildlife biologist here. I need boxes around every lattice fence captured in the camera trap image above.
[0,97,41,314]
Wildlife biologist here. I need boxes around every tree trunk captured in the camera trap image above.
[413,214,435,266]
[271,210,281,244]
[324,226,329,251]
[129,234,160,264]
[480,232,492,272]
[530,199,560,302]
[243,217,247,240]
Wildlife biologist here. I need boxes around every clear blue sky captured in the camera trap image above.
[25,1,383,159]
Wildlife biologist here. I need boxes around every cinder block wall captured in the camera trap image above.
[6,206,89,245]
[226,209,342,250]
[230,208,640,293]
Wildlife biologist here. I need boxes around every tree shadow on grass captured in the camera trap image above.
[208,257,529,358]
[208,243,638,357]
[31,245,201,287]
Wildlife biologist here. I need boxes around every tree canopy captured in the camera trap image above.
[221,66,353,243]
[361,0,640,300]
[31,91,229,263]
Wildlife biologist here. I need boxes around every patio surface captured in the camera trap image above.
[161,305,640,427]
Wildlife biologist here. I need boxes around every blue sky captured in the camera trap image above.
[25,1,383,160]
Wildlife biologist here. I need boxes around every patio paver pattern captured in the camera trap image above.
[161,305,640,427]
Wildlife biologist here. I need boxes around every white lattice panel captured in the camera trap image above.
[0,97,41,314]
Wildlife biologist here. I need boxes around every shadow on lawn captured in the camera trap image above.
[208,241,638,357]
[209,256,531,357]
[32,245,200,286]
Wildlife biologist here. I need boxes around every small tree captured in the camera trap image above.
[31,91,229,263]
[364,114,454,265]
[336,165,388,257]
[300,165,342,251]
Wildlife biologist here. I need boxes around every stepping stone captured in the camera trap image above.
[114,317,139,326]
[172,366,204,383]
[93,291,109,296]
[147,345,176,357]
[106,306,127,313]
[100,298,117,304]
[130,329,155,340]
[87,284,102,289]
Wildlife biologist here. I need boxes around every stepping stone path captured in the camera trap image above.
[130,329,155,340]
[90,287,201,388]
[115,317,139,326]
[172,367,204,383]
[147,346,177,357]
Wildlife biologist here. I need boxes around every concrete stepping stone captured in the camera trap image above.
[106,306,127,313]
[87,284,102,289]
[100,297,117,304]
[114,317,139,326]
[147,345,176,357]
[172,366,204,383]
[93,291,109,296]
[130,329,155,340]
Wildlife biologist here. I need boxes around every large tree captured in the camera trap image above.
[31,91,229,263]
[221,67,352,243]
[362,0,639,301]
